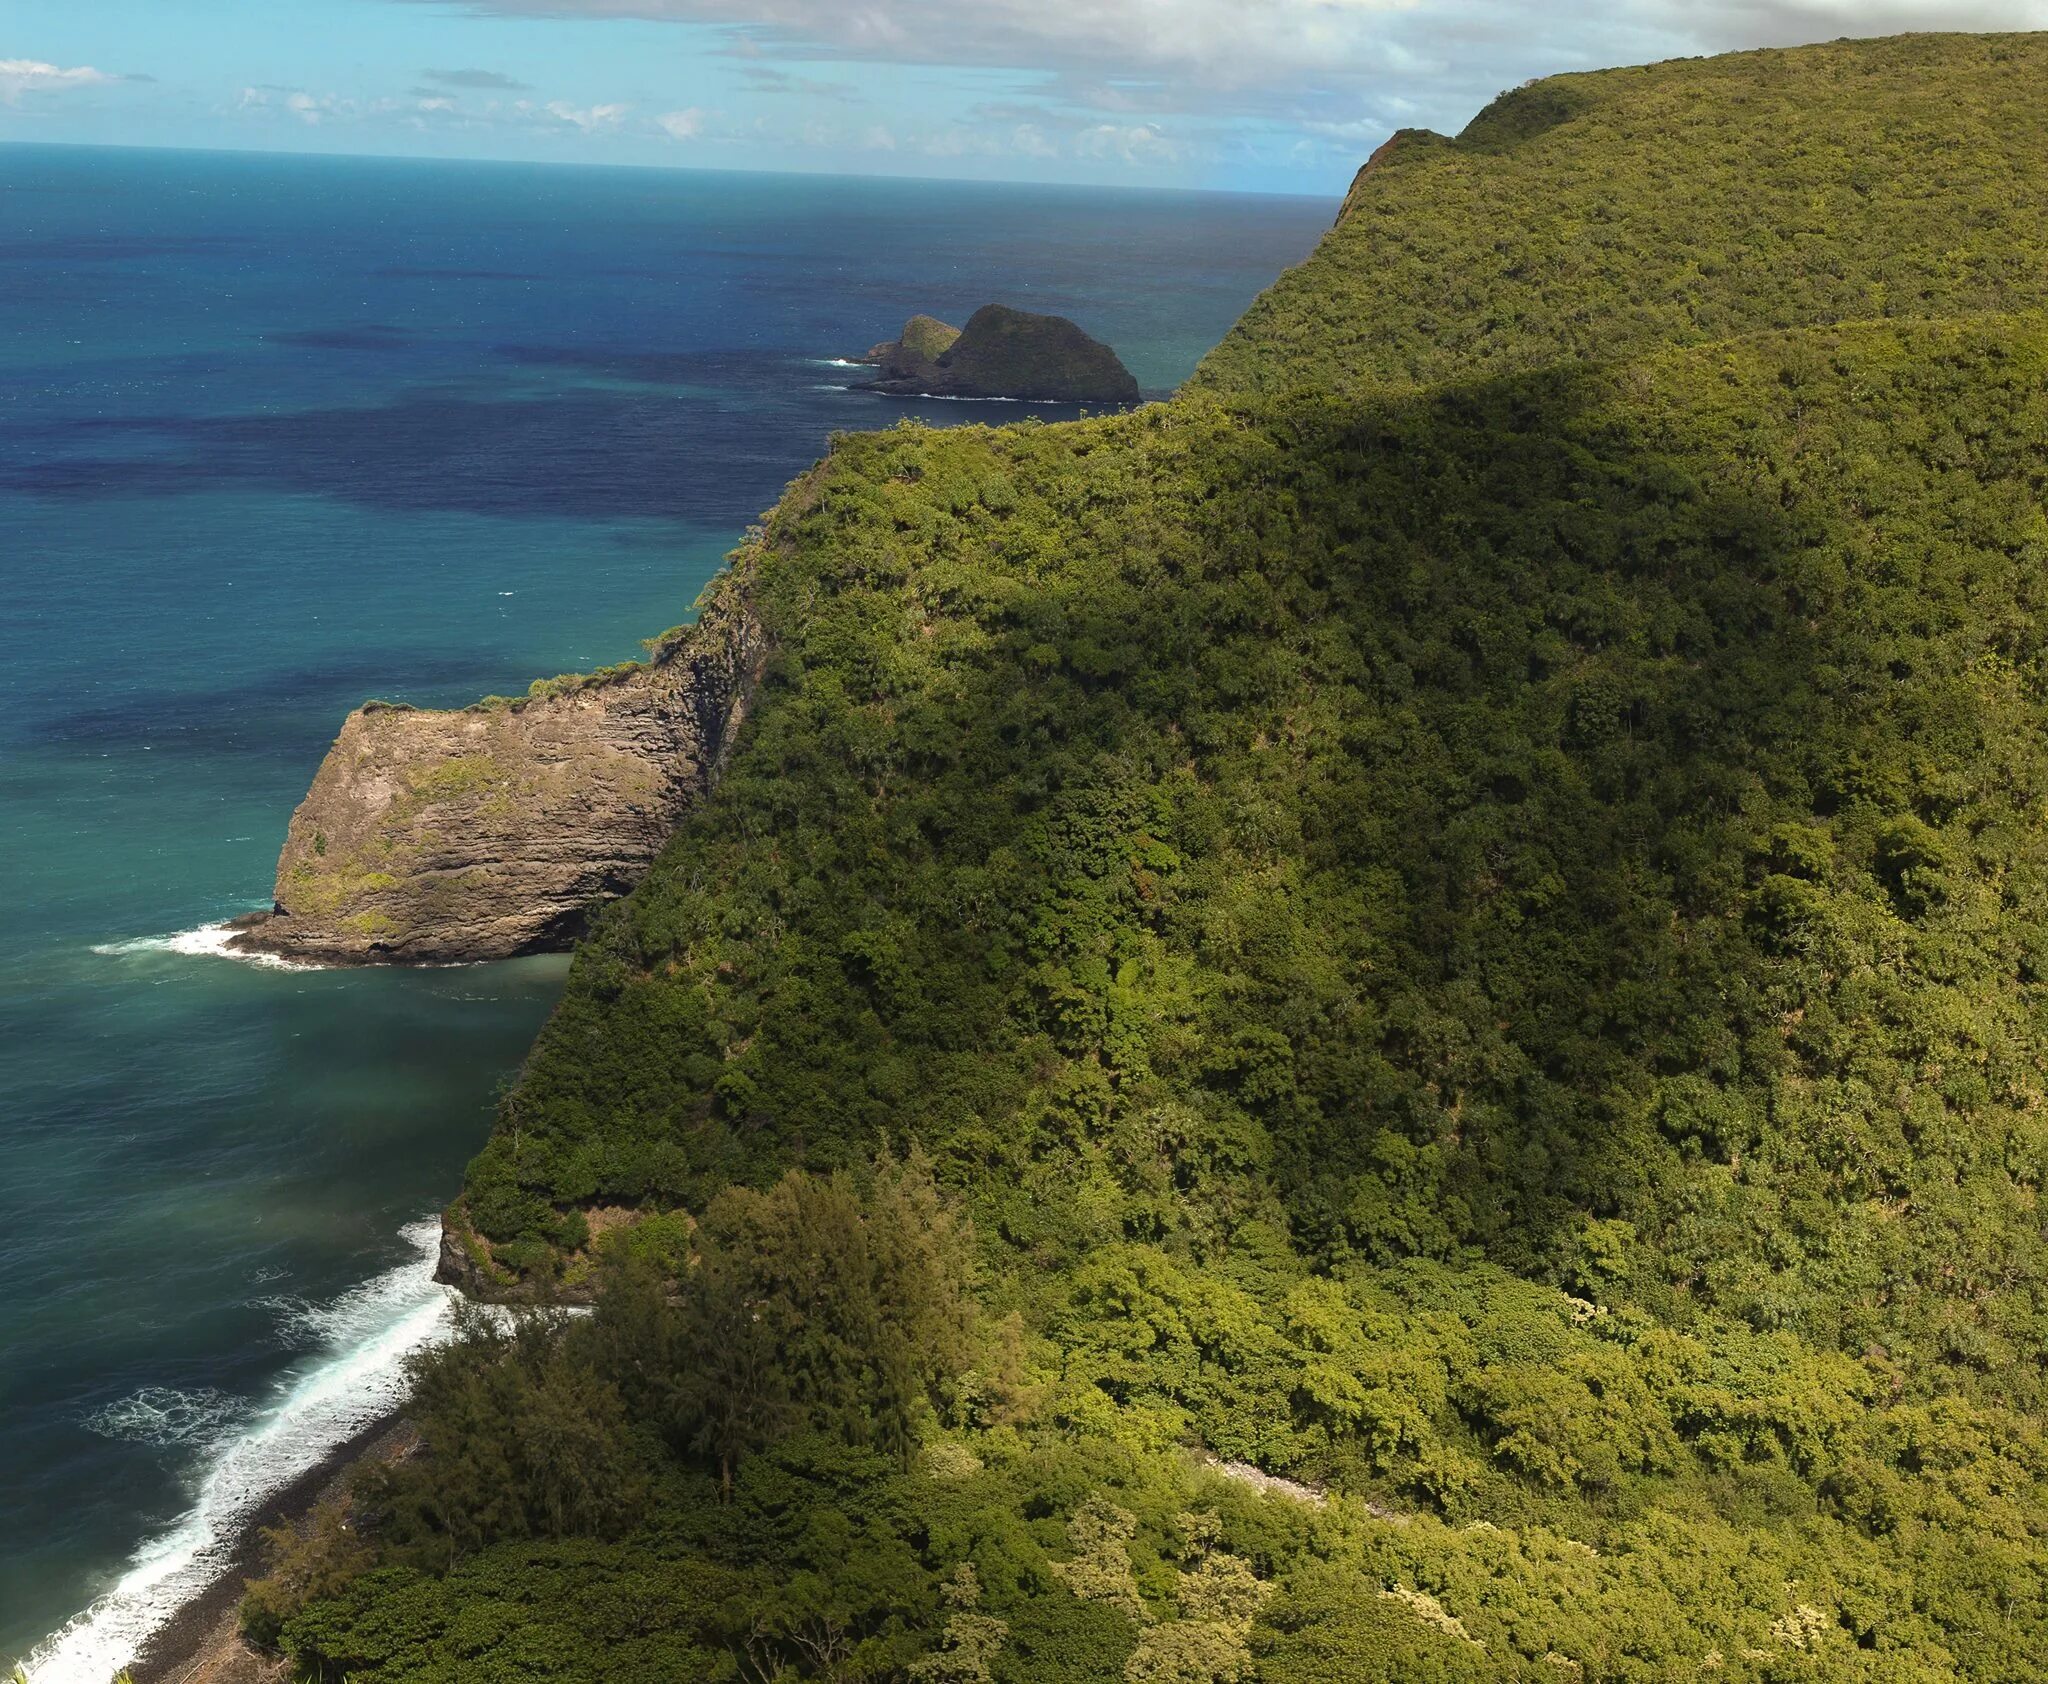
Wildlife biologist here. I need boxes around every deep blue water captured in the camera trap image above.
[0,141,1329,1677]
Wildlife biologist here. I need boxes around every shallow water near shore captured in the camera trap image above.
[0,141,1328,1676]
[27,1220,459,1684]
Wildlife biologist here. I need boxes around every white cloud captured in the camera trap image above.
[1303,116,1394,144]
[1011,122,1057,158]
[398,0,2048,142]
[1677,0,2048,37]
[210,0,2048,182]
[545,98,631,129]
[0,57,113,102]
[235,77,665,142]
[410,0,2048,68]
[408,0,1427,93]
[236,86,354,124]
[1073,121,1177,165]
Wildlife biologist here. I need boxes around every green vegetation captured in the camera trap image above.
[404,756,500,802]
[900,313,963,363]
[1197,32,2048,398]
[263,34,2048,1683]
[932,304,1140,403]
[861,304,1140,402]
[465,660,647,713]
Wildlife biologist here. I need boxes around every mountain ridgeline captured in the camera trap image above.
[254,35,2048,1684]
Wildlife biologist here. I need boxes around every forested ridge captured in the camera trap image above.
[254,34,2048,1683]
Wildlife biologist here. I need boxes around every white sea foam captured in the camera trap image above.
[824,379,1040,403]
[811,357,867,368]
[83,1387,252,1449]
[90,921,320,973]
[817,384,1055,405]
[19,1221,459,1684]
[247,1293,324,1350]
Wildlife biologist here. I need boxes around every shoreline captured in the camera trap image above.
[125,1410,415,1684]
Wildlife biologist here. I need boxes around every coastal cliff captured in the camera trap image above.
[230,567,766,965]
[139,36,2048,1684]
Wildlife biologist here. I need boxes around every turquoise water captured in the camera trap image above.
[0,142,1329,1677]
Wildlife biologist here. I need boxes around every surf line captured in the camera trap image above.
[91,921,321,973]
[19,1222,456,1684]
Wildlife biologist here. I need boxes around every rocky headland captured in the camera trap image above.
[228,566,766,966]
[849,302,1139,403]
[233,307,1130,974]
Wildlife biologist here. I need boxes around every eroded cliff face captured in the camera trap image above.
[230,568,766,965]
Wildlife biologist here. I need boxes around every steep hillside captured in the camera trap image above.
[1197,32,2048,395]
[260,35,2048,1684]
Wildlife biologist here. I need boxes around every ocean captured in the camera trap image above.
[0,140,1328,1678]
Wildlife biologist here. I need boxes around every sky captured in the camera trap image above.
[5,1,2047,196]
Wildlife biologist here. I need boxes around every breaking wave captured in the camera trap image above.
[19,1221,458,1684]
[90,921,319,972]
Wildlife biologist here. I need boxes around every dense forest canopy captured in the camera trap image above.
[259,33,2048,1684]
[1196,32,2048,397]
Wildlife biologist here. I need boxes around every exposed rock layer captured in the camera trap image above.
[436,1211,514,1298]
[230,568,766,965]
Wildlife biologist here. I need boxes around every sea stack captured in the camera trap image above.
[850,303,1140,403]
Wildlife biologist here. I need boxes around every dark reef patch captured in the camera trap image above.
[3,364,1090,521]
[372,266,543,282]
[263,325,415,352]
[26,652,512,765]
[0,234,252,264]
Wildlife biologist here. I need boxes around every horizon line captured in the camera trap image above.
[0,135,1343,204]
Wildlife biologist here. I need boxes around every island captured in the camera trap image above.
[847,302,1140,403]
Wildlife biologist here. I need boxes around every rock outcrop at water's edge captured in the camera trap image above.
[229,565,767,966]
[435,1212,502,1298]
[849,303,1140,403]
[853,312,961,381]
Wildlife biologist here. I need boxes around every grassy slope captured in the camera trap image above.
[301,35,2048,1683]
[899,314,962,363]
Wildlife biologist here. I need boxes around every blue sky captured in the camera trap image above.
[5,1,2045,195]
